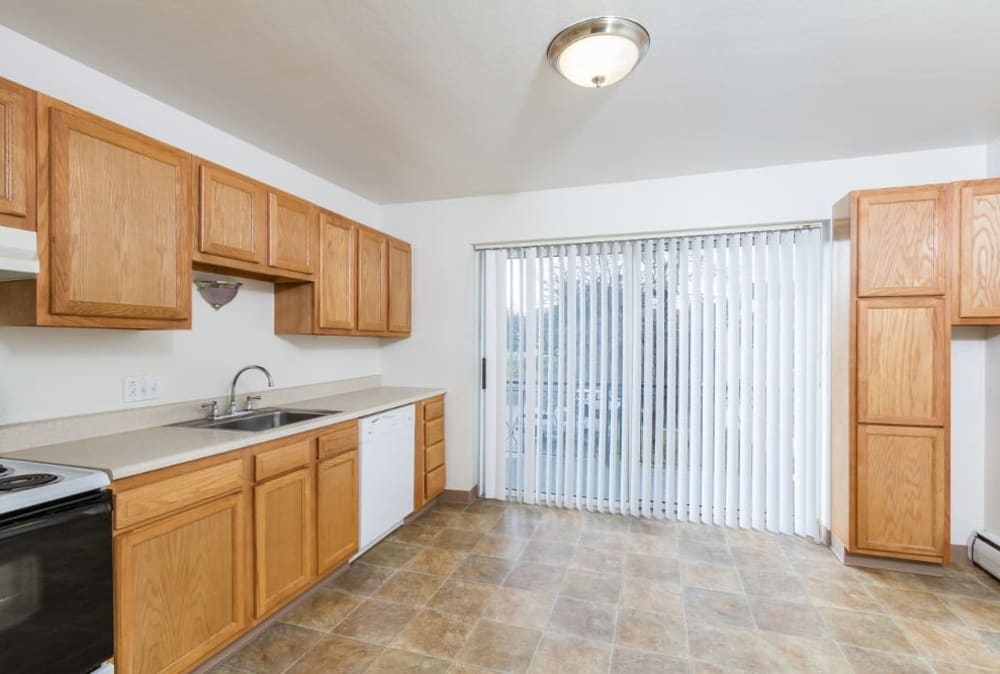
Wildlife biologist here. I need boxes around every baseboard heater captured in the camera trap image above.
[968,530,1000,580]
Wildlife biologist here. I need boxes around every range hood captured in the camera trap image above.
[0,225,38,280]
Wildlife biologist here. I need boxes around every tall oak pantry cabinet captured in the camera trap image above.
[833,179,1000,567]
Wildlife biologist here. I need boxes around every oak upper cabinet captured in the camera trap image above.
[855,424,946,561]
[253,465,314,619]
[953,179,1000,323]
[40,96,193,328]
[114,493,247,674]
[856,297,947,426]
[317,211,358,331]
[357,226,389,333]
[0,76,35,230]
[388,238,412,335]
[316,422,359,574]
[855,185,948,297]
[196,161,267,266]
[268,191,316,275]
[272,216,412,337]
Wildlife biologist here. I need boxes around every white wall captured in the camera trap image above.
[952,327,987,543]
[380,145,988,545]
[986,328,1000,531]
[989,136,1000,177]
[0,279,381,424]
[0,26,383,424]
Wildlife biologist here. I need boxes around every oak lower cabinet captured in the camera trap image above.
[953,178,1000,323]
[0,75,35,230]
[855,424,947,560]
[114,492,247,674]
[253,466,314,619]
[317,449,359,573]
[414,395,446,510]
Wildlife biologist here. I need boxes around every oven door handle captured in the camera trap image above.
[0,501,111,542]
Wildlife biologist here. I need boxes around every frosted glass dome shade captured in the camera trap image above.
[557,34,640,88]
[548,17,650,89]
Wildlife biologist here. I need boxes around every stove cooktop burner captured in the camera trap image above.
[0,473,59,492]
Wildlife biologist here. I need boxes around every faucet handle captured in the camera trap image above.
[244,395,262,411]
[201,401,220,419]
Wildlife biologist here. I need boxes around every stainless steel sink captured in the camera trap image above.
[170,408,341,432]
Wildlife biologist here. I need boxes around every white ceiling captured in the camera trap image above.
[3,1,1000,204]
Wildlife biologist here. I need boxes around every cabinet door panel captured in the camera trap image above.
[318,212,357,330]
[268,192,315,274]
[956,180,1000,319]
[855,424,946,561]
[48,106,192,320]
[388,239,411,334]
[317,450,359,574]
[0,77,34,229]
[856,187,947,296]
[115,493,246,674]
[199,163,266,264]
[357,227,388,332]
[254,468,313,618]
[856,297,946,426]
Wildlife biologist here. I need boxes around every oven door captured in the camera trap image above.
[0,490,113,674]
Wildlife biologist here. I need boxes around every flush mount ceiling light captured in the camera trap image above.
[547,16,650,88]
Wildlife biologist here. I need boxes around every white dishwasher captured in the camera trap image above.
[358,404,416,553]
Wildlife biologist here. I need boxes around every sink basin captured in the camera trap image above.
[170,408,341,432]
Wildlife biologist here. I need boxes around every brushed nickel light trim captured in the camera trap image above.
[547,16,650,88]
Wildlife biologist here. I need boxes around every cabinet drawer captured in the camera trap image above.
[425,464,445,500]
[424,397,444,421]
[115,458,244,530]
[424,417,444,446]
[255,439,312,481]
[318,420,359,461]
[424,441,445,471]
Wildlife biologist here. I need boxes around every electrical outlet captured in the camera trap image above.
[123,376,141,403]
[123,375,161,403]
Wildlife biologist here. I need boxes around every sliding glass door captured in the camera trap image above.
[480,225,828,538]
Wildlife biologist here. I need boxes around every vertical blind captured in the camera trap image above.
[481,226,825,538]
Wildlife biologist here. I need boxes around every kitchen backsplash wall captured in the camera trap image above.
[0,278,382,424]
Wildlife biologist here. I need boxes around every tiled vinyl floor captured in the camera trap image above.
[214,499,1000,673]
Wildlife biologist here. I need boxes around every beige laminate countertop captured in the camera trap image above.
[2,386,444,480]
